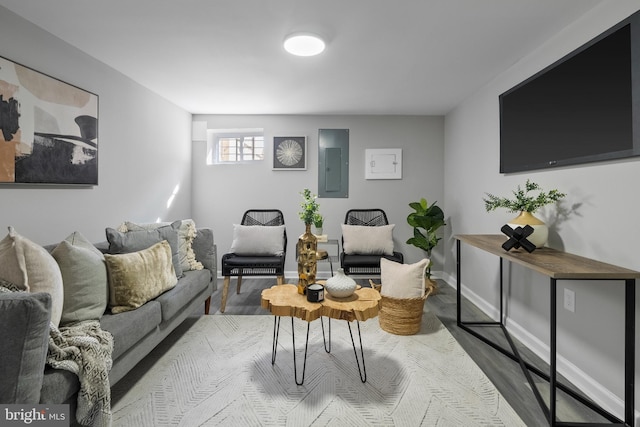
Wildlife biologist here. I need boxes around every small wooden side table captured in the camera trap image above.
[261,284,381,385]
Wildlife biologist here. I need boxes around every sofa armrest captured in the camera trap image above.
[0,292,52,404]
[193,228,217,279]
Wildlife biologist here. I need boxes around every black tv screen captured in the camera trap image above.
[499,11,640,173]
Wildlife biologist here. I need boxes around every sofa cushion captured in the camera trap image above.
[0,227,64,327]
[341,224,395,255]
[155,269,211,321]
[230,224,285,255]
[104,241,178,314]
[40,367,80,405]
[380,258,429,298]
[51,232,108,325]
[123,219,203,271]
[100,300,162,361]
[0,291,52,404]
[106,220,183,277]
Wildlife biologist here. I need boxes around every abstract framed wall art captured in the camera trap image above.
[273,136,306,170]
[0,56,98,185]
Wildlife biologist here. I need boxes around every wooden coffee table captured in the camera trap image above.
[261,283,381,385]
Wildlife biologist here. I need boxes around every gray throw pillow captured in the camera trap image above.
[106,220,182,277]
[0,291,52,404]
[124,219,204,271]
[51,231,108,325]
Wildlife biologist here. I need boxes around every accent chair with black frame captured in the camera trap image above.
[220,209,287,313]
[340,208,403,275]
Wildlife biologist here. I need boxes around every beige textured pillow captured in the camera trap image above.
[52,231,108,325]
[104,240,178,314]
[380,258,429,299]
[0,227,64,326]
[342,224,395,255]
[122,219,204,271]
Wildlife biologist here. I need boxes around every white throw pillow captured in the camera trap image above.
[0,227,64,327]
[230,224,285,256]
[380,258,429,299]
[342,224,395,255]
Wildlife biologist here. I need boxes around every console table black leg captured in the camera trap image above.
[550,278,557,426]
[456,239,462,326]
[271,316,281,364]
[625,279,635,426]
[321,317,331,353]
[291,317,311,386]
[347,320,367,383]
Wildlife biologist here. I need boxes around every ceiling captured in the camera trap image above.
[0,0,604,115]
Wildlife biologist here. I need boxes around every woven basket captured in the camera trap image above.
[370,280,435,336]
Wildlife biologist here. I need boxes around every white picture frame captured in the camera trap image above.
[365,148,402,179]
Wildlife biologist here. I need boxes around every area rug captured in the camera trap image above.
[111,312,525,426]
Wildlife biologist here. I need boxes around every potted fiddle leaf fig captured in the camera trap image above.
[406,198,446,285]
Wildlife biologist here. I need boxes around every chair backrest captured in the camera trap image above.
[344,209,389,226]
[241,209,287,252]
[241,209,285,227]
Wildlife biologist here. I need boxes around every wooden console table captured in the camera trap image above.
[455,234,639,426]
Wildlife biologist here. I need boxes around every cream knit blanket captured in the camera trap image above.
[47,320,113,427]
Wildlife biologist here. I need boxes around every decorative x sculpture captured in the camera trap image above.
[501,224,536,253]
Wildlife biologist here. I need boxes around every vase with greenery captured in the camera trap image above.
[297,189,319,294]
[406,198,445,286]
[483,179,566,247]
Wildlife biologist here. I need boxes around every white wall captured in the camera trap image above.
[191,114,444,277]
[0,7,193,245]
[443,1,640,418]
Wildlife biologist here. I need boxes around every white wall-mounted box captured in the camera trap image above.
[365,148,402,180]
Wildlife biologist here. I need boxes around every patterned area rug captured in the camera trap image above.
[111,312,525,426]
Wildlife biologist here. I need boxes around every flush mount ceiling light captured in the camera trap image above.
[283,33,325,56]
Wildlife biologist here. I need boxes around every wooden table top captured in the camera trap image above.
[260,284,381,322]
[455,234,640,280]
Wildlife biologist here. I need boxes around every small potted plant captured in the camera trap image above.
[313,213,324,235]
[406,198,446,289]
[483,179,566,247]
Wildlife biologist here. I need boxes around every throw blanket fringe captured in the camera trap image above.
[47,320,114,427]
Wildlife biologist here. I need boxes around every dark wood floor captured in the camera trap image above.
[207,277,612,426]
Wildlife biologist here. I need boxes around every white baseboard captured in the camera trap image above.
[438,271,633,424]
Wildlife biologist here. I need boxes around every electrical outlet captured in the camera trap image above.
[564,288,575,313]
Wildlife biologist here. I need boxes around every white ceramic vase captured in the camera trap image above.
[507,211,548,248]
[325,268,357,298]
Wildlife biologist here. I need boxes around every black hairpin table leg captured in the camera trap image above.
[271,316,311,385]
[271,316,281,364]
[347,321,367,383]
[291,317,311,385]
[321,317,331,353]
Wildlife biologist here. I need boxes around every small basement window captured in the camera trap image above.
[206,129,264,165]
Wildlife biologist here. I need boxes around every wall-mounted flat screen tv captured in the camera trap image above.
[499,10,640,173]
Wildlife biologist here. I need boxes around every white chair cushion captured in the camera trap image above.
[230,224,285,256]
[342,224,395,255]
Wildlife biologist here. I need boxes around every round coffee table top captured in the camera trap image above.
[261,284,381,322]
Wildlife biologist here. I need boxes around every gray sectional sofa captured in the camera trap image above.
[0,226,217,424]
